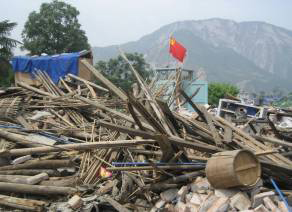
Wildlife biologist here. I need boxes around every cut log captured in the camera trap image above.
[0,169,60,176]
[0,182,76,195]
[0,160,74,170]
[0,194,46,211]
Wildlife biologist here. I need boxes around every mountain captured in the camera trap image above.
[92,18,292,92]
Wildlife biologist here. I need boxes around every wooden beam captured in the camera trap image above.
[67,73,109,92]
[77,96,154,131]
[179,89,206,122]
[0,160,74,171]
[17,82,56,97]
[254,135,292,148]
[0,182,76,195]
[119,50,174,135]
[80,59,127,101]
[99,121,223,153]
[200,106,223,145]
[216,116,292,167]
[0,139,155,157]
[0,129,44,147]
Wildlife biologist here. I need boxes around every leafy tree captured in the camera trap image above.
[22,0,90,55]
[208,82,239,106]
[0,57,14,87]
[95,53,151,91]
[0,20,19,86]
[0,20,19,59]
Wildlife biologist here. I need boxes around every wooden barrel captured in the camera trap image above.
[206,150,261,189]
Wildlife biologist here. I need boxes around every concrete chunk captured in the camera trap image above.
[191,177,210,193]
[263,197,279,211]
[160,188,178,202]
[230,192,251,211]
[190,193,202,205]
[68,195,83,209]
[154,199,166,209]
[252,191,275,208]
[199,195,219,212]
[175,201,188,212]
[278,201,290,212]
[186,203,199,211]
[177,186,189,202]
[254,204,269,212]
[206,197,229,212]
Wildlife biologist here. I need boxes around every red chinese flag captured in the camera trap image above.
[169,37,186,62]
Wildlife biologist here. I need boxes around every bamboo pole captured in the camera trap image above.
[68,73,109,92]
[0,139,155,157]
[17,82,56,97]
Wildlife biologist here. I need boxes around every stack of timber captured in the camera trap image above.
[0,53,290,211]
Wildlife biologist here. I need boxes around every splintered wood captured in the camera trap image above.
[0,56,290,211]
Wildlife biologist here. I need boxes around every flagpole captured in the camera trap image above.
[168,36,186,111]
[167,32,174,68]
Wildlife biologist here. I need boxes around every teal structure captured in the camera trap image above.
[155,68,208,111]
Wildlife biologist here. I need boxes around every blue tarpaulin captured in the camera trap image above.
[12,52,80,84]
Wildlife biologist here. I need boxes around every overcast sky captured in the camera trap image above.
[1,0,291,53]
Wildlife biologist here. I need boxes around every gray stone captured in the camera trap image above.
[160,188,179,202]
[177,186,189,202]
[230,192,251,211]
[254,204,269,212]
[252,191,275,208]
[199,195,219,212]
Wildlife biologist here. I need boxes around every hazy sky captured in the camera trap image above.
[1,0,291,52]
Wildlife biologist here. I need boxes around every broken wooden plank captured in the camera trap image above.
[80,59,127,101]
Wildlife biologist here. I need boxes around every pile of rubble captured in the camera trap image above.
[0,55,290,211]
[154,177,289,212]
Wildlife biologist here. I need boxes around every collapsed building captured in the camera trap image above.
[0,51,289,211]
